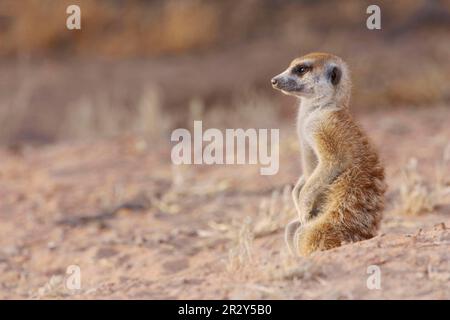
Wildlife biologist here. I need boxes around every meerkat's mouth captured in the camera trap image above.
[272,82,303,92]
[279,85,305,95]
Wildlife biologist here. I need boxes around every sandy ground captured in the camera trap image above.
[0,106,449,299]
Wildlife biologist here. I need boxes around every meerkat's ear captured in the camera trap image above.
[328,65,341,86]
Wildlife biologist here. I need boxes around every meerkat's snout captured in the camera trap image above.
[271,70,303,95]
[271,74,286,89]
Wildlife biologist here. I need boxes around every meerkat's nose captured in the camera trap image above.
[271,78,278,86]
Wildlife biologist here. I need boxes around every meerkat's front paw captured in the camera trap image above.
[298,186,322,222]
[298,200,314,222]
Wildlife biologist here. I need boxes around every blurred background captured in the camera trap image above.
[0,0,449,145]
[0,0,449,300]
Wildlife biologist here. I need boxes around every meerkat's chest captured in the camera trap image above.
[297,108,324,147]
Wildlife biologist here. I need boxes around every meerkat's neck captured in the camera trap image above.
[296,96,346,140]
[297,95,339,118]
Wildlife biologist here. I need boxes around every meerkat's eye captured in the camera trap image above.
[292,64,310,76]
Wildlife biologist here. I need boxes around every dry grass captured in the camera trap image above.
[209,185,295,277]
[61,86,169,141]
[395,147,450,216]
[226,217,254,272]
[0,73,36,143]
[253,185,295,237]
[435,144,450,196]
[207,185,294,241]
[195,91,281,130]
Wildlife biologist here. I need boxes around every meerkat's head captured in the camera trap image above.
[271,52,351,106]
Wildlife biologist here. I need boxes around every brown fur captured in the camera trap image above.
[297,109,386,255]
[272,52,386,255]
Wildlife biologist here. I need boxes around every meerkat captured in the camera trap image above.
[271,52,386,256]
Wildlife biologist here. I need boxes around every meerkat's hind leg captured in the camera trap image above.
[284,219,302,256]
[297,217,345,256]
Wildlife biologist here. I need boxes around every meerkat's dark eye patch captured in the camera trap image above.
[291,64,311,76]
[328,66,341,86]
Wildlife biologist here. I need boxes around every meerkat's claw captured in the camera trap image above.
[292,175,305,214]
[284,219,302,256]
[293,225,304,255]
